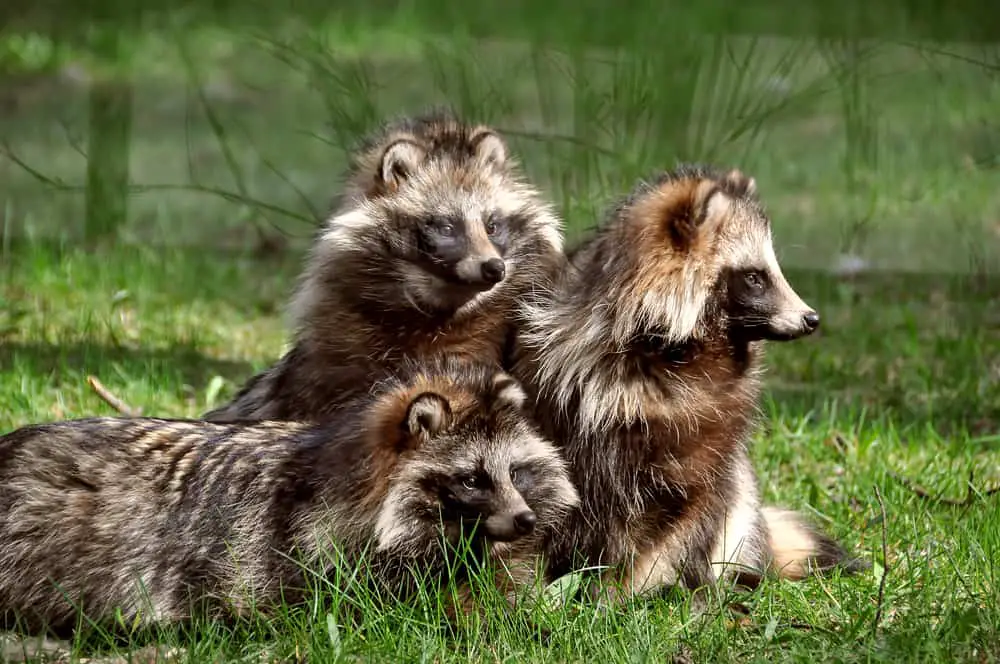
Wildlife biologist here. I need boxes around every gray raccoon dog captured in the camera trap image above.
[512,164,866,600]
[0,359,579,634]
[205,109,566,423]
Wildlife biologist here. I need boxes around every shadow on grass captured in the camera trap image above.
[1,341,254,392]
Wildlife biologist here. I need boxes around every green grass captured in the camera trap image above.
[2,10,1000,664]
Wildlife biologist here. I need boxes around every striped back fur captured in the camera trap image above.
[0,358,578,633]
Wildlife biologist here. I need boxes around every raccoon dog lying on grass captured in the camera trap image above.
[0,359,579,634]
[205,109,565,424]
[512,164,865,600]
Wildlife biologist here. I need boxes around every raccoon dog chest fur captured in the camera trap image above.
[513,165,861,597]
[205,110,565,423]
[0,359,578,633]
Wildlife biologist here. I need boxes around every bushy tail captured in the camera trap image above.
[761,507,868,580]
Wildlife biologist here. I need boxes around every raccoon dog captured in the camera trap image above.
[513,164,864,599]
[204,109,565,423]
[0,359,579,633]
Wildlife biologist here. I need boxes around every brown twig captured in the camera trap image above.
[887,470,1000,507]
[86,376,142,417]
[872,484,889,640]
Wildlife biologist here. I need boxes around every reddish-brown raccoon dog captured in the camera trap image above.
[512,164,866,600]
[205,108,565,423]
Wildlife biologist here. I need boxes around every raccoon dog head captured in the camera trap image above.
[377,130,509,291]
[604,164,819,345]
[305,110,563,317]
[371,361,578,553]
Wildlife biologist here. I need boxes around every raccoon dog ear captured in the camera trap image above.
[405,392,453,440]
[469,128,507,167]
[379,139,426,190]
[665,179,731,245]
[721,168,757,198]
[491,373,527,411]
[691,180,732,228]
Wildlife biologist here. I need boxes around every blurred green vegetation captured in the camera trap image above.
[2,0,998,44]
[1,6,998,272]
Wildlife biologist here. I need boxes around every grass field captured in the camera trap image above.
[1,11,1000,664]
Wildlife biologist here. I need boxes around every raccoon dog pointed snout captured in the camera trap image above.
[513,510,537,534]
[482,508,537,542]
[453,253,506,288]
[480,257,506,284]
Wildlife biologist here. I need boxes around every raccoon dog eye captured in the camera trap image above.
[484,212,505,237]
[462,476,478,491]
[744,271,764,290]
[439,223,455,237]
[509,468,517,483]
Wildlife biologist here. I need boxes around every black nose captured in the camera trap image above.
[480,258,506,284]
[513,510,536,535]
[802,311,820,331]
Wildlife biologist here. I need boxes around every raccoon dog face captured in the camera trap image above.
[605,165,819,345]
[372,366,579,552]
[706,171,819,342]
[380,134,510,291]
[315,114,561,315]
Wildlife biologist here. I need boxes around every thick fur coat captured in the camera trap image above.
[512,165,863,598]
[0,359,578,633]
[205,110,565,423]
